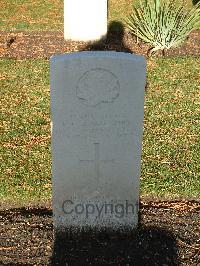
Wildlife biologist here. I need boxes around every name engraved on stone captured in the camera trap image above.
[76,68,120,107]
[63,120,133,139]
[60,113,133,139]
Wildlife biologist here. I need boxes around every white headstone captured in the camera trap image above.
[64,0,107,41]
[51,52,146,232]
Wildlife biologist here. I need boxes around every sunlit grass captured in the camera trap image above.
[0,59,51,201]
[0,0,194,31]
[141,57,200,198]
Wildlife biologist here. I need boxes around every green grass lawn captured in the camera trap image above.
[0,0,195,31]
[1,57,199,202]
[1,59,51,202]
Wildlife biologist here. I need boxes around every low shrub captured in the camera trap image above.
[126,0,200,55]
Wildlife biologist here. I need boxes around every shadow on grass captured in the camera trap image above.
[82,20,132,54]
[51,225,179,265]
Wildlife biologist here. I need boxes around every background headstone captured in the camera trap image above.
[51,52,146,231]
[64,0,107,41]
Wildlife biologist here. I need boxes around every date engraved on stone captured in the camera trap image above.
[76,68,120,107]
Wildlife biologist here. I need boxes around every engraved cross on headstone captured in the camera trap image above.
[79,143,114,182]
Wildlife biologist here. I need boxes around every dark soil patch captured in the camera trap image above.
[0,200,199,266]
[0,29,199,59]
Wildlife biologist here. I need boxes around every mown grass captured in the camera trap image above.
[0,57,199,202]
[142,58,200,198]
[0,0,195,31]
[0,59,51,201]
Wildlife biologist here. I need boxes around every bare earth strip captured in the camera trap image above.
[0,200,199,265]
[0,30,199,59]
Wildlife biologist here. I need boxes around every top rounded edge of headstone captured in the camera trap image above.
[50,52,146,64]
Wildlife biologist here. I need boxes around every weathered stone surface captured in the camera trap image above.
[51,51,146,231]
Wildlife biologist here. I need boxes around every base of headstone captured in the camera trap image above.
[53,198,139,233]
[53,225,139,239]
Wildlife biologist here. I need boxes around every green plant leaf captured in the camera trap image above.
[126,0,200,52]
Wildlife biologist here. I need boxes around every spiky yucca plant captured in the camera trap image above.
[126,0,200,55]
